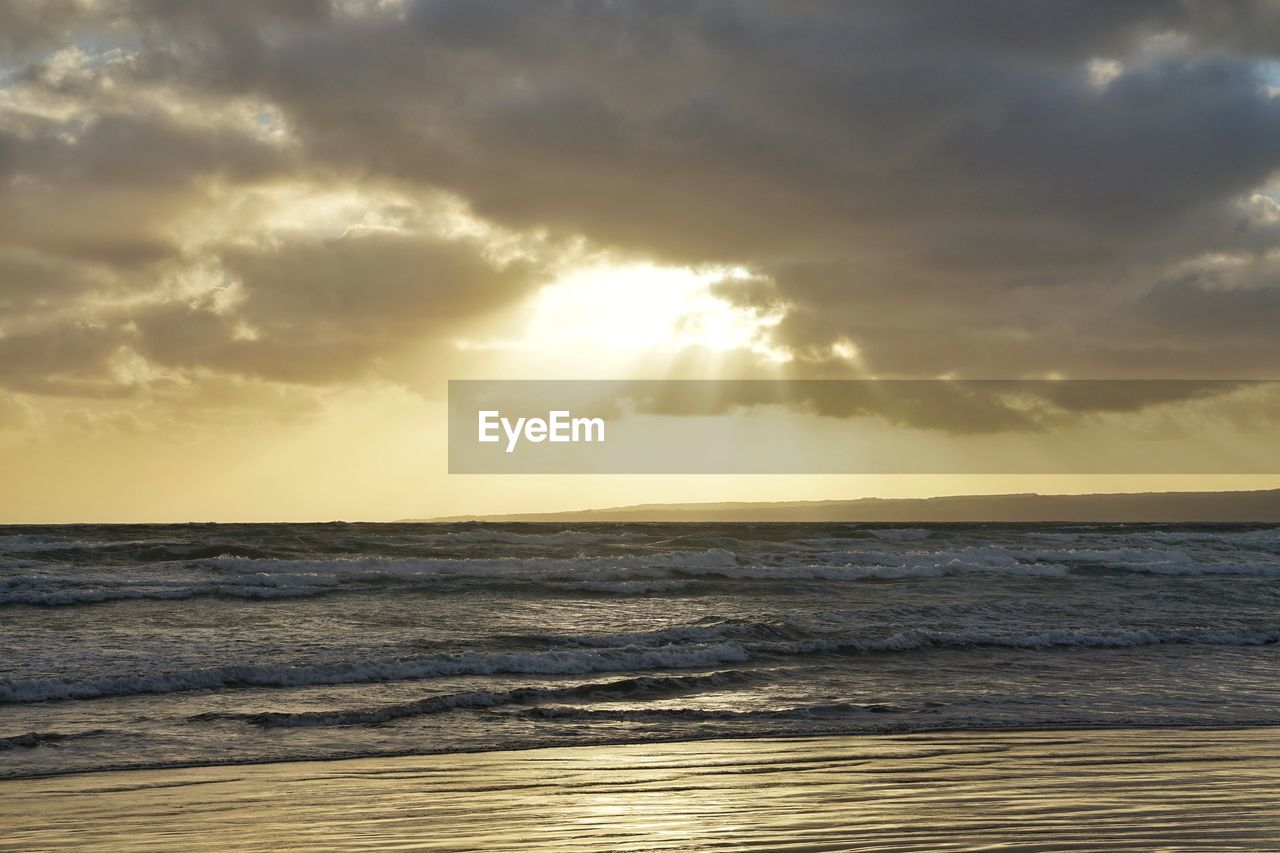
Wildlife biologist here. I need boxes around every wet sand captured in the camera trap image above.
[4,728,1280,851]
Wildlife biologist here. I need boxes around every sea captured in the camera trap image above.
[3,522,1280,779]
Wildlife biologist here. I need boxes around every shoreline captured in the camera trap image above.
[5,726,1280,850]
[6,720,1280,783]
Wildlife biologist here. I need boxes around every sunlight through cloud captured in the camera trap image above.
[458,262,791,366]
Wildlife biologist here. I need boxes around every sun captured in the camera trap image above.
[458,261,791,372]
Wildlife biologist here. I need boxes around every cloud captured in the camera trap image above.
[135,229,538,384]
[3,0,1280,436]
[0,390,39,431]
[618,378,1260,435]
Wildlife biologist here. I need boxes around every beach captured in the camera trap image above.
[7,1,1280,848]
[4,727,1280,851]
[7,523,1280,849]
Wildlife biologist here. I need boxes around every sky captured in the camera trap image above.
[2,0,1280,521]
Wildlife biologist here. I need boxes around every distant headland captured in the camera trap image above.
[416,489,1280,523]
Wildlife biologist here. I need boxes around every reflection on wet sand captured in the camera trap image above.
[4,728,1280,851]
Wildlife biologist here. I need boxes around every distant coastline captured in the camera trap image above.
[416,489,1280,524]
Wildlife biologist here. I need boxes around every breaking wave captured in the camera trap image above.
[203,671,753,728]
[0,643,751,704]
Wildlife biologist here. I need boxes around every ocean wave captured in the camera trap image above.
[0,559,44,570]
[550,579,696,595]
[0,582,338,607]
[535,623,737,648]
[204,671,752,728]
[0,728,114,750]
[725,561,1069,581]
[518,701,900,722]
[0,571,346,607]
[1025,528,1280,551]
[1013,545,1280,575]
[491,616,1280,655]
[204,550,1073,583]
[812,543,1279,578]
[7,549,1277,609]
[1138,528,1280,546]
[1021,546,1194,565]
[0,535,278,563]
[0,534,91,553]
[7,526,1280,613]
[199,548,739,579]
[757,626,1280,655]
[418,528,643,546]
[0,643,751,704]
[539,618,818,649]
[1105,561,1280,576]
[127,544,278,561]
[0,550,722,609]
[787,529,934,546]
[0,577,704,607]
[514,619,1280,657]
[870,528,934,542]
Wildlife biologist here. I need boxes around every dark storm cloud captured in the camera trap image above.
[0,0,114,54]
[617,379,1256,435]
[0,320,130,396]
[0,250,107,314]
[3,0,1280,423]
[1136,264,1280,341]
[0,111,291,269]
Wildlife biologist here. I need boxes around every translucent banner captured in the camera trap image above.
[448,379,1280,474]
